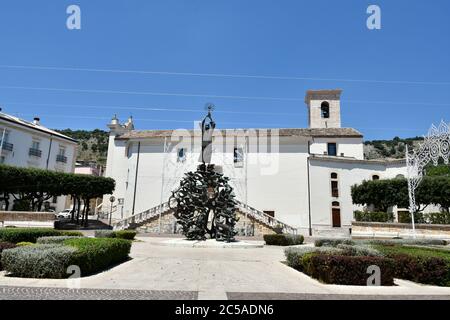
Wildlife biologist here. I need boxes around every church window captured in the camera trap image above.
[177,148,187,162]
[327,143,337,156]
[234,147,244,167]
[331,172,339,197]
[321,101,330,118]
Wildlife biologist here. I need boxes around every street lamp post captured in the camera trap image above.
[109,196,115,227]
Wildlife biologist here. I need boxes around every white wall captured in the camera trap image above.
[104,133,312,228]
[309,159,407,232]
[310,137,364,159]
[103,130,408,235]
[0,119,77,212]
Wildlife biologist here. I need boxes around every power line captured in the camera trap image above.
[0,85,303,101]
[1,101,303,116]
[1,85,449,106]
[1,64,449,86]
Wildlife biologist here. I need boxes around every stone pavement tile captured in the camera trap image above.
[0,286,197,300]
[226,292,450,300]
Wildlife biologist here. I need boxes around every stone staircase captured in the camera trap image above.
[112,199,297,236]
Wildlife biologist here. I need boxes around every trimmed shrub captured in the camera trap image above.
[16,242,34,247]
[284,246,343,271]
[64,238,132,276]
[1,238,132,279]
[425,212,450,225]
[375,245,450,286]
[304,254,396,286]
[0,228,61,243]
[60,231,84,237]
[0,242,16,270]
[337,244,383,257]
[354,210,394,222]
[1,245,77,278]
[363,239,447,246]
[264,234,304,246]
[314,238,354,247]
[398,211,426,224]
[94,230,116,238]
[36,236,83,244]
[114,230,137,240]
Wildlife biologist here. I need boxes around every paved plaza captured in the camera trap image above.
[0,237,450,300]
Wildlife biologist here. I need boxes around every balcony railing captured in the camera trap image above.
[29,148,42,157]
[1,142,13,151]
[56,154,67,163]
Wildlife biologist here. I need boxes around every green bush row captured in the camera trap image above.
[0,228,83,244]
[314,238,354,247]
[36,236,83,245]
[0,242,16,270]
[0,237,132,278]
[374,245,450,286]
[354,211,394,222]
[65,238,132,276]
[263,234,304,246]
[1,244,77,278]
[399,211,450,225]
[303,254,396,286]
[94,230,137,240]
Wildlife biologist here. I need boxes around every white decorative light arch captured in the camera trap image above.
[406,120,450,236]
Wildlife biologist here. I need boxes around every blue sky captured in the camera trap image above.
[0,0,449,140]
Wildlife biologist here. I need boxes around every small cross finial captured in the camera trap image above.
[205,103,215,113]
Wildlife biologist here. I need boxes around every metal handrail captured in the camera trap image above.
[1,142,13,151]
[112,201,172,230]
[29,148,42,157]
[234,200,297,234]
[113,198,297,234]
[56,154,67,163]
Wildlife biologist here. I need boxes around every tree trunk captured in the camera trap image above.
[84,199,90,227]
[71,196,77,221]
[76,199,81,224]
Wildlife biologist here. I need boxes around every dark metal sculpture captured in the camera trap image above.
[169,105,239,242]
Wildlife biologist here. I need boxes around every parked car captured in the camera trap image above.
[56,209,74,219]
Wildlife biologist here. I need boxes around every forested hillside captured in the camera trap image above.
[55,129,109,164]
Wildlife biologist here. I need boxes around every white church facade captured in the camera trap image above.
[103,89,407,236]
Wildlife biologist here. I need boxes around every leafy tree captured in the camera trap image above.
[352,176,450,214]
[0,165,115,226]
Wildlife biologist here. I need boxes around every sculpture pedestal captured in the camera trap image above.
[157,238,264,249]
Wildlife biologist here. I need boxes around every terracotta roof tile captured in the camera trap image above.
[115,127,363,140]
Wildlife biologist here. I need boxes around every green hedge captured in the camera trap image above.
[1,245,77,278]
[65,238,132,276]
[303,254,396,286]
[263,234,304,246]
[0,238,132,278]
[354,211,394,222]
[95,230,137,240]
[375,245,450,286]
[398,211,426,224]
[284,246,343,271]
[0,228,84,244]
[0,228,61,243]
[425,212,450,225]
[36,236,84,245]
[114,230,137,240]
[314,238,354,247]
[362,238,447,246]
[94,230,115,238]
[0,242,16,270]
[60,231,84,237]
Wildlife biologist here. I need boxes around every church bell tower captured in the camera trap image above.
[305,89,342,128]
